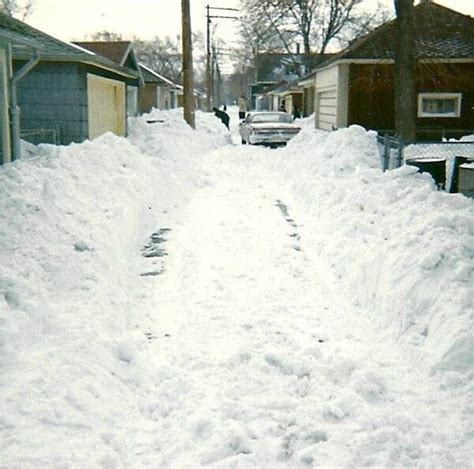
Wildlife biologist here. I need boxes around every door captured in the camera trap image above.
[87,74,126,139]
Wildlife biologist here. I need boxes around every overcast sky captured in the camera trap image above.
[25,0,474,46]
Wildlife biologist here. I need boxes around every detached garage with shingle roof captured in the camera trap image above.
[312,1,474,140]
[0,12,141,146]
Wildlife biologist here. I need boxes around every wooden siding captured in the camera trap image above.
[15,62,88,145]
[348,63,474,138]
[139,84,172,113]
[303,86,315,117]
[138,83,157,114]
[87,74,126,139]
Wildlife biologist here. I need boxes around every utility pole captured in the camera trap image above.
[394,0,416,141]
[206,5,212,111]
[205,5,239,111]
[182,0,195,128]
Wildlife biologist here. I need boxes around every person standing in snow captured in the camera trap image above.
[238,95,247,120]
[293,105,301,119]
[213,107,230,130]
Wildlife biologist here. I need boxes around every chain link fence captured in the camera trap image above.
[20,127,61,146]
[377,134,474,194]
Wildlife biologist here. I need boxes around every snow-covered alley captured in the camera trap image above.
[1,109,473,467]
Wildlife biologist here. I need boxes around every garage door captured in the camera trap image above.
[316,88,337,131]
[87,74,126,139]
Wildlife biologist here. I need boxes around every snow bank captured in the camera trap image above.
[1,107,472,465]
[0,110,230,466]
[0,134,166,465]
[269,124,473,380]
[128,108,232,160]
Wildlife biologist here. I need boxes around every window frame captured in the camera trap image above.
[417,92,462,118]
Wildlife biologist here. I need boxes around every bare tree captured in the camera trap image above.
[133,33,206,87]
[394,0,416,141]
[0,0,34,20]
[238,0,389,73]
[134,36,183,83]
[90,31,124,41]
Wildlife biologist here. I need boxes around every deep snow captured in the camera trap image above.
[0,107,472,467]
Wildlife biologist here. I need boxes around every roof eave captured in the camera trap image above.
[13,53,140,79]
[0,28,41,48]
[313,56,474,73]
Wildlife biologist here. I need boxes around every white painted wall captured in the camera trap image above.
[127,86,138,117]
[156,86,171,110]
[337,64,349,129]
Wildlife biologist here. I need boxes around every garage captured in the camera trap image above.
[87,73,126,140]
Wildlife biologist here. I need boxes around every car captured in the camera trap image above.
[239,111,301,147]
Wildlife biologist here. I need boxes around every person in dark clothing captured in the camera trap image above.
[213,107,230,129]
[293,105,301,119]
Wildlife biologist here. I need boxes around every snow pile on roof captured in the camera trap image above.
[272,124,473,377]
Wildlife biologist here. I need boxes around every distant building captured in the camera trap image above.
[138,63,179,113]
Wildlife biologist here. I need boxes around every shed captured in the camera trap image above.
[0,12,141,146]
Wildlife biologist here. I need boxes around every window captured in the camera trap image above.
[418,93,462,118]
[250,113,292,124]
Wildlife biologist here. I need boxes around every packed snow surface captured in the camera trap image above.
[1,108,473,467]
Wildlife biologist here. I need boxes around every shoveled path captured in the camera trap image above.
[129,144,461,467]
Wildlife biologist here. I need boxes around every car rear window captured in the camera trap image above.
[250,113,292,124]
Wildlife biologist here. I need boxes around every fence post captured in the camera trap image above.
[383,134,389,171]
[396,137,404,168]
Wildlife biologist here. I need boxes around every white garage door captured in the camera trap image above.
[87,74,126,140]
[316,88,337,131]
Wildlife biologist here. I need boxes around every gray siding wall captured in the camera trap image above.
[15,62,88,145]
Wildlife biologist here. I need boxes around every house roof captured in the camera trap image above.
[256,52,337,84]
[73,40,144,85]
[0,12,140,80]
[256,52,306,83]
[73,41,132,65]
[332,2,474,63]
[139,63,177,87]
[268,80,302,95]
